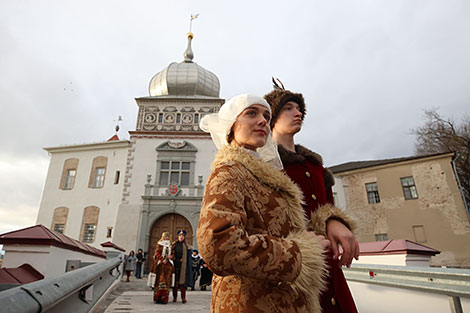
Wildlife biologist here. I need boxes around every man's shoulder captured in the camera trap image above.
[278,144,324,165]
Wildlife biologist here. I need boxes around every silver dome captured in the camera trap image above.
[149,33,220,98]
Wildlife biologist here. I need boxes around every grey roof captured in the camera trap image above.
[329,152,454,174]
[148,34,220,98]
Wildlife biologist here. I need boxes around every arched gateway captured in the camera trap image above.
[147,213,193,271]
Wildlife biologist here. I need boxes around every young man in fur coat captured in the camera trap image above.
[265,83,359,313]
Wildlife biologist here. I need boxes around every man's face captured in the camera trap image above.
[272,101,303,135]
[178,233,185,242]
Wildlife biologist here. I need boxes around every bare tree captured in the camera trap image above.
[412,108,470,205]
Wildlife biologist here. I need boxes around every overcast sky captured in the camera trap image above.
[1,0,469,237]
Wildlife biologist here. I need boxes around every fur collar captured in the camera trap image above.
[213,145,303,198]
[212,145,308,231]
[278,144,323,165]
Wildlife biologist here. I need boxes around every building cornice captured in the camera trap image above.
[44,140,131,153]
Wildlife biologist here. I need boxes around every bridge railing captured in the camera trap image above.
[343,264,470,313]
[0,256,122,313]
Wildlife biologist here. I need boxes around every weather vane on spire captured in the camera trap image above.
[114,115,123,134]
[189,13,199,33]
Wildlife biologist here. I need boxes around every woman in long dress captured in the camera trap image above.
[151,232,174,304]
[197,94,330,313]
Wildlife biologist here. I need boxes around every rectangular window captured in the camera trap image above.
[107,227,113,238]
[176,113,181,123]
[401,177,418,199]
[158,113,163,123]
[114,171,120,184]
[375,233,388,241]
[83,224,96,243]
[159,161,191,186]
[54,224,65,234]
[366,182,380,203]
[93,167,105,188]
[194,113,199,124]
[64,169,76,190]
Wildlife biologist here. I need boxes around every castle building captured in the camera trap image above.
[36,33,223,265]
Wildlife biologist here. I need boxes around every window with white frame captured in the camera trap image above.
[53,224,65,234]
[83,224,96,243]
[64,169,76,190]
[401,176,418,200]
[366,182,380,204]
[160,161,190,186]
[93,167,105,188]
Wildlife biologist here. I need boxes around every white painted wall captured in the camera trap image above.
[36,141,129,248]
[2,244,104,278]
[332,176,347,210]
[354,253,433,267]
[348,281,470,313]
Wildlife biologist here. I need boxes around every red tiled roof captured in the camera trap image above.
[101,241,125,252]
[0,264,44,284]
[0,225,106,259]
[359,239,440,256]
[107,134,120,142]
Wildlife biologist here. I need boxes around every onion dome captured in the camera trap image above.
[149,32,220,98]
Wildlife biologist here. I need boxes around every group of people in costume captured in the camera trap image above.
[149,229,213,304]
[196,80,359,313]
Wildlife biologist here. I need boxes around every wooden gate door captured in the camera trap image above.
[147,213,193,272]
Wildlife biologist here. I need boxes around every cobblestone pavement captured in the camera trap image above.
[94,276,211,313]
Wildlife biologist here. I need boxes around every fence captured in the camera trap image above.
[343,264,470,313]
[0,256,122,313]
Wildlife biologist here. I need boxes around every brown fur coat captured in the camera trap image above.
[197,145,327,313]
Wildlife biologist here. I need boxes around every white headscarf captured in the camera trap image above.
[200,94,283,170]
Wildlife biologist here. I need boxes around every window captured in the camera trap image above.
[63,169,76,189]
[158,113,163,123]
[93,167,105,188]
[60,158,78,190]
[88,156,108,188]
[176,113,181,123]
[366,182,380,203]
[54,224,65,234]
[80,206,99,243]
[194,113,199,124]
[114,170,120,184]
[375,233,388,241]
[401,177,418,199]
[83,224,96,243]
[107,227,113,238]
[160,161,191,186]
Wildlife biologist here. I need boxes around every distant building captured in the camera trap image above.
[330,152,470,267]
[36,32,223,268]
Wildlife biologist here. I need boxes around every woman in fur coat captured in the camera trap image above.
[265,80,359,313]
[197,94,330,313]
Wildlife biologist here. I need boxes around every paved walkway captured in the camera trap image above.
[96,276,211,313]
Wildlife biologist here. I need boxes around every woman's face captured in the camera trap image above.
[163,234,169,240]
[231,104,271,150]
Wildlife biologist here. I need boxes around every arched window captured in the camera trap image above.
[80,206,100,243]
[89,156,108,188]
[51,207,69,233]
[60,158,79,190]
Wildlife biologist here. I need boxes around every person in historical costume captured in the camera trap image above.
[151,232,174,304]
[197,94,330,313]
[265,79,359,313]
[124,250,137,282]
[171,229,193,303]
[198,258,213,291]
[190,249,201,290]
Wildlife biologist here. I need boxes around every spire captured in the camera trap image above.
[184,32,194,62]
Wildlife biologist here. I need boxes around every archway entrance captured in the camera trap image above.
[147,213,193,272]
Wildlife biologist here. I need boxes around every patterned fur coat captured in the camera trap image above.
[197,145,327,313]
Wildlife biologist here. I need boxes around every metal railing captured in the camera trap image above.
[343,264,470,313]
[0,256,122,313]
